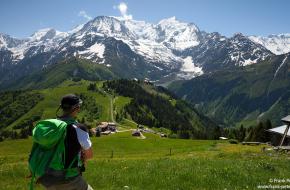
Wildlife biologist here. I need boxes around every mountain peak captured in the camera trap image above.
[249,33,290,55]
[68,24,85,34]
[30,28,56,41]
[158,16,180,25]
[233,32,245,38]
[77,15,136,40]
[161,16,176,21]
[0,33,26,49]
[85,16,123,31]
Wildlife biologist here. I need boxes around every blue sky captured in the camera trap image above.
[1,0,289,38]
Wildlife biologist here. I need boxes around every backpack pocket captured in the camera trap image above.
[38,168,67,187]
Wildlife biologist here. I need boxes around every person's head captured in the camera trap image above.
[58,94,83,118]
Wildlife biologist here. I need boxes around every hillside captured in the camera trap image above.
[0,79,217,140]
[104,79,218,139]
[0,58,117,91]
[169,53,290,127]
[0,80,112,138]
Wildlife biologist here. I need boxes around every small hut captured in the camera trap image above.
[267,115,290,150]
[132,130,141,136]
[96,122,117,132]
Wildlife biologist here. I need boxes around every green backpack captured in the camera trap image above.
[28,119,80,190]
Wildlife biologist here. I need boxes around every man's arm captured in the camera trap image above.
[82,147,93,162]
[73,124,93,162]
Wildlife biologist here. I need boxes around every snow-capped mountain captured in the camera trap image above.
[0,33,25,49]
[249,34,290,55]
[176,32,273,75]
[0,28,68,65]
[0,16,288,84]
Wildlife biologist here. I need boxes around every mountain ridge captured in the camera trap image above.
[0,16,289,85]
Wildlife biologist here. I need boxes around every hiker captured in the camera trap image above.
[29,94,93,190]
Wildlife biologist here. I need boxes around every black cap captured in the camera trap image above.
[60,94,83,109]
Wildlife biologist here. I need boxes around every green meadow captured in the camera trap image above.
[0,132,289,190]
[1,79,290,189]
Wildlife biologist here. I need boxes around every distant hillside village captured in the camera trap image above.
[92,121,167,139]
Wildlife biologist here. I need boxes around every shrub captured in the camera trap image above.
[168,133,178,139]
[228,139,238,144]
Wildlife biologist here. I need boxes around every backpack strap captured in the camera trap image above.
[29,175,35,190]
[59,118,83,178]
[65,154,80,178]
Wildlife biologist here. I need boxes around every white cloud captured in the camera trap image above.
[114,2,133,20]
[78,10,92,21]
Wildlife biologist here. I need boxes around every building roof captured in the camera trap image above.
[281,115,290,124]
[268,125,290,137]
[98,125,108,128]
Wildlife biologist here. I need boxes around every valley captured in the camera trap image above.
[0,77,218,140]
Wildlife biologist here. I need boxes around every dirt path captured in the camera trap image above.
[101,89,115,123]
[117,129,134,133]
[109,96,115,123]
[139,132,146,139]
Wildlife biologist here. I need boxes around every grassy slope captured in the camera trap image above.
[114,96,136,129]
[104,80,217,138]
[7,80,113,130]
[0,132,289,190]
[1,58,117,91]
[6,80,149,132]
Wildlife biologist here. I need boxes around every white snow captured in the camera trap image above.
[3,27,71,64]
[10,47,24,60]
[72,41,84,47]
[109,16,201,64]
[55,30,69,38]
[135,40,175,62]
[78,42,105,61]
[249,34,290,55]
[68,24,85,34]
[0,35,7,48]
[153,65,163,70]
[156,17,200,50]
[85,17,135,40]
[180,56,203,73]
[230,54,239,62]
[242,58,258,66]
[177,56,203,79]
[29,28,54,41]
[75,33,86,40]
[89,43,105,58]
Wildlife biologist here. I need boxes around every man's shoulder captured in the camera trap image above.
[73,123,89,133]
